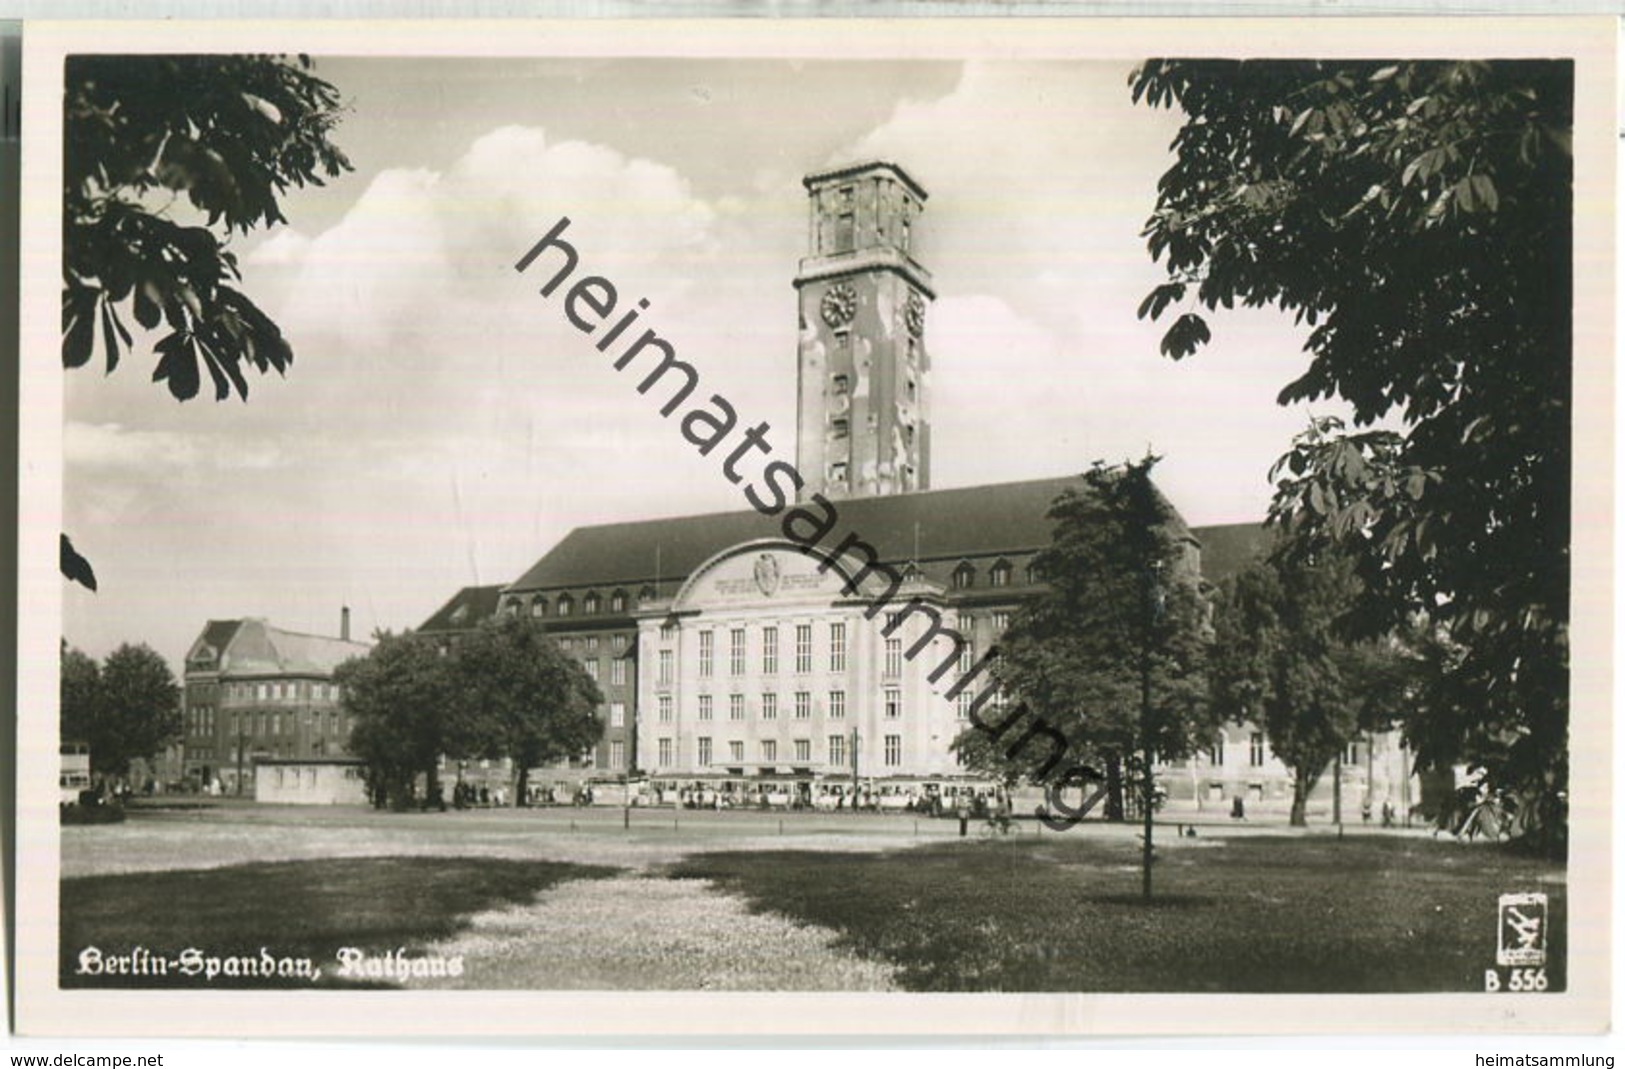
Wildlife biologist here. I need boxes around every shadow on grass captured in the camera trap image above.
[670,835,1566,993]
[62,855,618,989]
[1084,893,1218,908]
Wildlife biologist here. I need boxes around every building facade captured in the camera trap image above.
[181,613,371,794]
[420,159,1418,817]
[253,758,369,805]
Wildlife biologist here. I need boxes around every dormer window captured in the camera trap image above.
[952,563,975,590]
[557,594,574,617]
[583,593,601,615]
[639,585,657,605]
[990,560,1012,588]
[503,597,522,617]
[531,596,547,618]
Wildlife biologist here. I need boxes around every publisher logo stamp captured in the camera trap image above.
[1497,892,1548,968]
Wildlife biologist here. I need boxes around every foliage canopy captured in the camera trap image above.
[954,458,1214,817]
[1133,59,1572,835]
[338,616,604,808]
[63,54,351,401]
[337,631,464,808]
[60,640,182,778]
[1210,550,1414,825]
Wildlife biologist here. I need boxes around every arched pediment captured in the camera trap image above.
[671,539,880,613]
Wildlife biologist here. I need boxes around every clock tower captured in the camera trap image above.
[793,161,933,501]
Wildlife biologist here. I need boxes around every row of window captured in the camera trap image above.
[193,710,354,740]
[269,766,338,789]
[660,733,900,768]
[558,634,630,655]
[186,740,309,766]
[1201,734,1272,768]
[694,623,850,679]
[666,618,1007,683]
[825,183,916,247]
[187,706,216,737]
[950,561,1031,590]
[216,680,341,704]
[827,415,917,446]
[506,588,648,619]
[825,459,919,488]
[656,688,911,724]
[661,614,1008,655]
[580,658,629,686]
[636,683,1005,728]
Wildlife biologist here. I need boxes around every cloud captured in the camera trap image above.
[840,61,1182,338]
[65,422,286,473]
[65,122,763,668]
[60,65,1343,676]
[273,127,722,351]
[835,60,1338,525]
[244,228,312,267]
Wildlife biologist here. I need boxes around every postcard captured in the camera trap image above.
[15,16,1614,1037]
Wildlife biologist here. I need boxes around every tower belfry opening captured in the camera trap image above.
[793,161,933,501]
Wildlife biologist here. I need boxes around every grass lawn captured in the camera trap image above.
[61,856,617,988]
[670,834,1567,993]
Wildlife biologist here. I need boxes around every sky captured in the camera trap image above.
[63,55,1345,669]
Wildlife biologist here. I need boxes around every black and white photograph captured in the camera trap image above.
[13,17,1614,1038]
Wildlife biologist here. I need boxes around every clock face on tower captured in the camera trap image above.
[904,291,925,337]
[821,283,857,329]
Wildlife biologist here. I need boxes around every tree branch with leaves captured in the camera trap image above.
[1133,59,1571,850]
[61,55,353,591]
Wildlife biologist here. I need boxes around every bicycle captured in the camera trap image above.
[978,812,1016,838]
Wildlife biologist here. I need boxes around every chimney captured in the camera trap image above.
[341,606,351,642]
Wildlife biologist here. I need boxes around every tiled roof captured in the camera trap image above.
[502,474,1259,598]
[1191,522,1273,585]
[193,620,243,660]
[506,475,1081,594]
[418,585,505,633]
[209,619,371,678]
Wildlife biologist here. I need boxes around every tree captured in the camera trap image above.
[453,615,605,806]
[62,55,353,588]
[1211,551,1410,826]
[336,632,463,810]
[954,457,1214,828]
[60,641,105,749]
[63,642,182,779]
[1132,60,1572,846]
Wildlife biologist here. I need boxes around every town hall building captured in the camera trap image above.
[416,160,1420,818]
